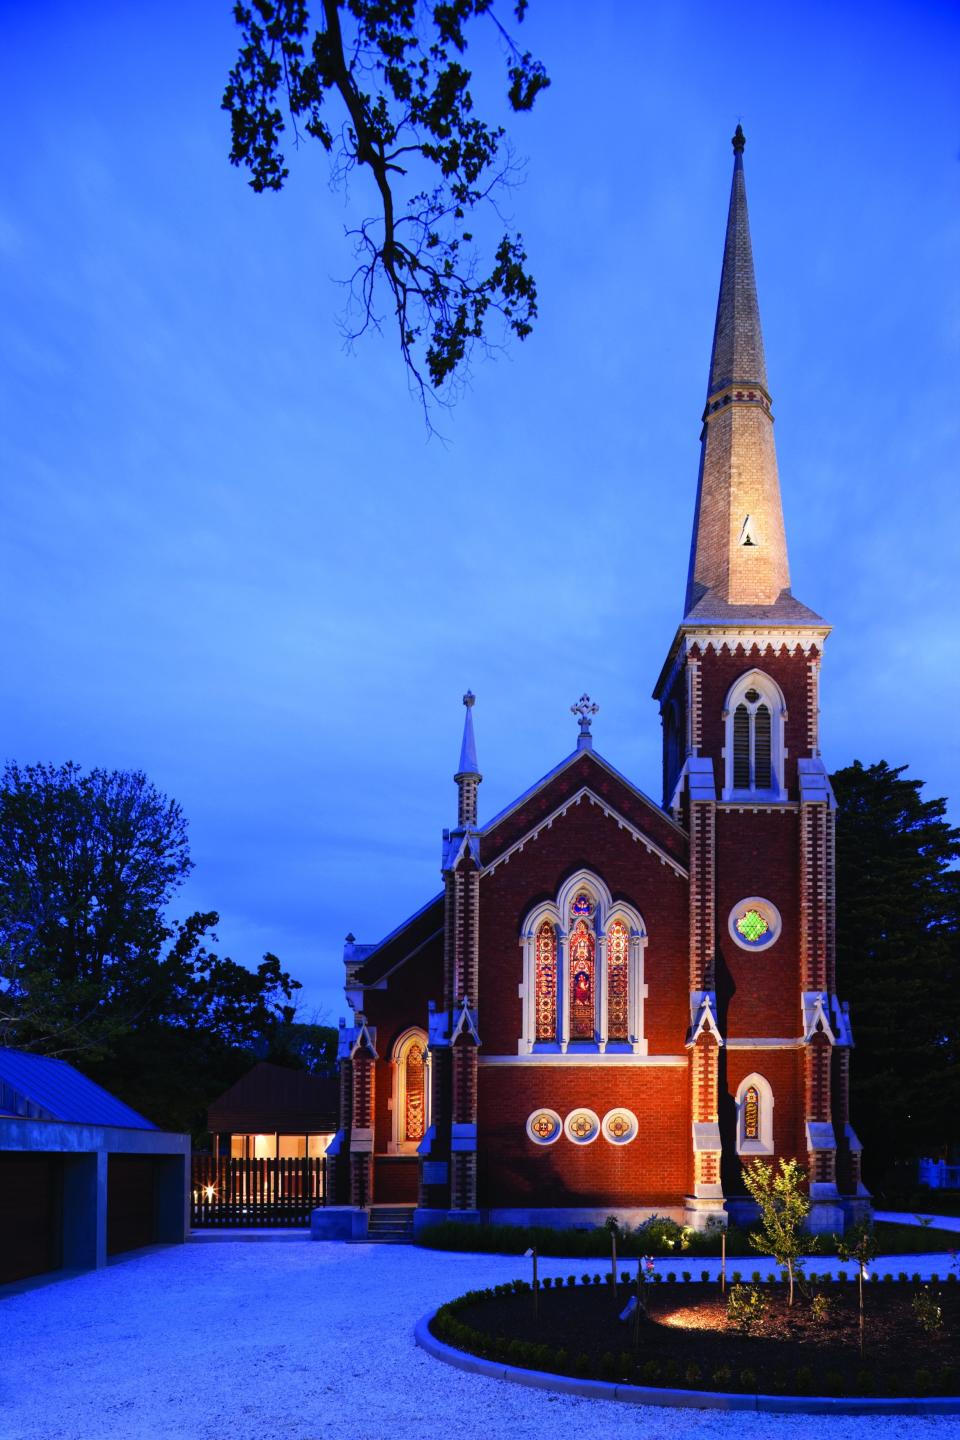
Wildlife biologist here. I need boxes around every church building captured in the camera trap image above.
[318,128,867,1240]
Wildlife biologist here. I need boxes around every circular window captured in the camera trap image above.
[728,897,782,952]
[526,1109,562,1145]
[601,1108,638,1145]
[563,1108,600,1145]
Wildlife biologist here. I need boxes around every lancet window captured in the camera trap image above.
[520,874,648,1056]
[724,671,786,801]
[735,1072,774,1155]
[392,1029,430,1152]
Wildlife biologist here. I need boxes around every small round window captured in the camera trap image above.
[728,897,781,952]
[563,1108,600,1145]
[526,1109,562,1145]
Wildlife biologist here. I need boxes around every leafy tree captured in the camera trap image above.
[743,1157,812,1306]
[0,762,301,1135]
[267,1016,339,1074]
[832,760,960,1184]
[835,1221,878,1357]
[223,0,549,409]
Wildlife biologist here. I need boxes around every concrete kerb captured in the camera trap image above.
[414,1308,960,1416]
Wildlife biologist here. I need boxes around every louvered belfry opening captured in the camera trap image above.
[733,704,751,788]
[754,704,772,787]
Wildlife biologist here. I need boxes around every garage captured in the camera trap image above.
[0,1153,63,1284]
[107,1155,159,1256]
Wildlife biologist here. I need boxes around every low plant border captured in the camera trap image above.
[415,1279,960,1415]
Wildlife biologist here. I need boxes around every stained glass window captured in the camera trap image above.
[743,1085,760,1141]
[534,921,557,1043]
[571,892,594,916]
[736,908,769,944]
[607,919,629,1043]
[404,1043,425,1143]
[569,918,595,1040]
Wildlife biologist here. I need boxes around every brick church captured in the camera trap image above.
[318,128,867,1239]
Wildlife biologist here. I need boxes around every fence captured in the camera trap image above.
[918,1158,960,1191]
[191,1156,326,1227]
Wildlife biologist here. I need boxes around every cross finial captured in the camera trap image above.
[463,690,475,708]
[571,693,599,749]
[732,123,746,155]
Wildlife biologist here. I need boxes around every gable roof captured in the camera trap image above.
[353,746,688,991]
[206,1062,339,1134]
[0,1048,156,1129]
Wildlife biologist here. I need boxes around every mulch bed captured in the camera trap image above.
[434,1280,960,1397]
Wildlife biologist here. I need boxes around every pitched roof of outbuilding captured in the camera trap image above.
[0,1048,156,1129]
[206,1062,339,1134]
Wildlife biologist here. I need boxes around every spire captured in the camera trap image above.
[683,128,820,624]
[454,691,481,827]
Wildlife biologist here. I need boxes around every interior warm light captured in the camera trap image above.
[204,1184,216,1201]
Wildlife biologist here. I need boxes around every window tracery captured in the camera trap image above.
[724,672,786,801]
[520,873,648,1056]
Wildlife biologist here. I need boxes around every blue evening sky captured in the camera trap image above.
[1,1,958,1022]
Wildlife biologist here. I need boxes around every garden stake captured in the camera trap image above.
[634,1257,642,1349]
[525,1247,539,1324]
[721,1229,726,1294]
[611,1231,618,1299]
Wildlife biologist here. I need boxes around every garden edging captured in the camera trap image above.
[414,1308,960,1415]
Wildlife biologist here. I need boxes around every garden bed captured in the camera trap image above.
[431,1276,960,1398]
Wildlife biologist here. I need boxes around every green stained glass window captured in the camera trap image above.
[736,908,769,944]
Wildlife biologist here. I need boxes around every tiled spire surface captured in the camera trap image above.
[684,127,821,624]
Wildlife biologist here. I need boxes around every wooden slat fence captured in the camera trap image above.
[191,1156,326,1227]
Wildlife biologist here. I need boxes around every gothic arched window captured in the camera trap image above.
[519,875,648,1056]
[606,918,630,1043]
[735,1072,774,1155]
[534,920,557,1043]
[724,672,785,800]
[392,1029,429,1152]
[569,918,596,1040]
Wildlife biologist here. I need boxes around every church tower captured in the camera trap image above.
[654,126,864,1227]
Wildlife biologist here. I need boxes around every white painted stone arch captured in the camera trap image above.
[735,1071,775,1156]
[722,668,788,801]
[518,869,648,1057]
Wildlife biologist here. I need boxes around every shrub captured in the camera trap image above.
[574,1352,591,1378]
[913,1287,943,1334]
[620,1271,630,1285]
[507,1338,525,1363]
[811,1292,834,1325]
[633,1214,686,1253]
[568,1275,576,1287]
[712,1365,733,1389]
[542,1276,552,1288]
[794,1365,813,1394]
[640,1358,661,1385]
[661,1358,680,1383]
[604,1273,613,1286]
[899,1271,908,1282]
[532,1343,551,1369]
[593,1273,602,1285]
[727,1282,768,1334]
[581,1272,592,1285]
[751,1270,762,1284]
[555,1348,569,1372]
[701,1269,710,1283]
[914,1368,933,1396]
[824,1369,844,1395]
[856,1368,875,1395]
[681,1270,692,1282]
[684,1362,702,1386]
[599,1352,617,1380]
[666,1271,677,1282]
[739,1367,757,1391]
[617,1350,633,1378]
[731,1270,743,1284]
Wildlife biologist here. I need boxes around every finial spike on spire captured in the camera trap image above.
[732,123,746,155]
[456,690,479,777]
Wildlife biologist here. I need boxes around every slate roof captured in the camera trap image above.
[0,1048,156,1129]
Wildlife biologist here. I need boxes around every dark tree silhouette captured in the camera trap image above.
[223,0,549,412]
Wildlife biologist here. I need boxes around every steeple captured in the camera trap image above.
[684,126,821,624]
[454,691,481,828]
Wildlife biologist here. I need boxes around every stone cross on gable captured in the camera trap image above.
[571,693,599,742]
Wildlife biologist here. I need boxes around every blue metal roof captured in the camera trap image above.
[0,1049,156,1130]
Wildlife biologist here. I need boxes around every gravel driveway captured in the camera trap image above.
[3,1239,959,1440]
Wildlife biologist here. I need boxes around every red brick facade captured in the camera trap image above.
[328,131,865,1235]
